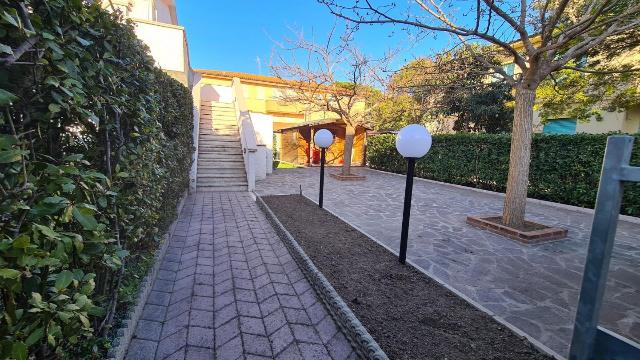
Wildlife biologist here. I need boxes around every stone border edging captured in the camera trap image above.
[299,193,565,360]
[107,191,188,360]
[366,167,640,225]
[255,195,389,360]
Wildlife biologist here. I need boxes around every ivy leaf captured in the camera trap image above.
[55,270,73,290]
[0,89,18,106]
[72,207,98,231]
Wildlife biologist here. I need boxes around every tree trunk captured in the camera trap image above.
[342,124,355,176]
[502,86,536,228]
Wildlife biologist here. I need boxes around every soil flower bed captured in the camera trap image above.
[263,195,550,360]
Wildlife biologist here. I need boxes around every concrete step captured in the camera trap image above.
[198,146,242,153]
[198,172,246,179]
[197,185,248,192]
[199,135,240,142]
[200,127,238,132]
[202,102,234,107]
[198,167,247,178]
[198,140,242,150]
[198,158,244,165]
[201,101,234,107]
[204,130,238,134]
[198,147,243,154]
[198,153,244,160]
[198,161,245,169]
[200,112,235,116]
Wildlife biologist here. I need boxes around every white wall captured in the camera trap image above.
[200,85,233,103]
[250,113,274,148]
[128,0,152,20]
[134,22,185,72]
[154,0,173,24]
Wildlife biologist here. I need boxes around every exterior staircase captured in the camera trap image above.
[197,101,248,191]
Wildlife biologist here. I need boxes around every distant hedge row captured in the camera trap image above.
[367,133,640,217]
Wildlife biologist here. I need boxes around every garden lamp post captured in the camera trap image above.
[314,129,334,208]
[395,124,432,264]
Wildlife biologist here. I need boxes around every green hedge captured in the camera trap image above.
[367,133,640,217]
[0,1,193,358]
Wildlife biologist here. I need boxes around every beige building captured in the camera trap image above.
[503,39,640,135]
[105,0,193,87]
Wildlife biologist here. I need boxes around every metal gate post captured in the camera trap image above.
[569,135,640,360]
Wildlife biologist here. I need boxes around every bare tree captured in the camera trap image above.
[271,27,389,176]
[319,0,640,227]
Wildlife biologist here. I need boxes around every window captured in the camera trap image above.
[503,63,515,76]
[543,118,577,134]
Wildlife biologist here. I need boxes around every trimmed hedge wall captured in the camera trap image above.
[367,133,640,217]
[0,1,193,358]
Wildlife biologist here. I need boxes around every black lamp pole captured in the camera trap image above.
[319,148,326,208]
[399,157,416,264]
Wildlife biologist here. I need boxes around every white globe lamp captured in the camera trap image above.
[395,124,433,264]
[314,129,334,148]
[313,129,333,208]
[395,124,432,158]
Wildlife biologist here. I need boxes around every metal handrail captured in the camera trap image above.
[231,77,257,191]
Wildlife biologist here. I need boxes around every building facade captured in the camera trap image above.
[104,0,193,87]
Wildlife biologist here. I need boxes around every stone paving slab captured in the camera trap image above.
[256,167,640,357]
[125,192,355,360]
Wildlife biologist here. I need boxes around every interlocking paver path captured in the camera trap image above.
[125,192,355,360]
[256,167,640,357]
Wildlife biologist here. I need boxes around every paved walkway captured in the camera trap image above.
[256,168,640,357]
[125,192,355,360]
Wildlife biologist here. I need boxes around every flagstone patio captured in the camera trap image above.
[256,167,640,357]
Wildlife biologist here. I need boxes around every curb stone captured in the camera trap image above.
[256,195,389,360]
[106,191,188,360]
[300,193,565,360]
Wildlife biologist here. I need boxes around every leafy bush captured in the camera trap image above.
[367,133,640,216]
[0,1,193,358]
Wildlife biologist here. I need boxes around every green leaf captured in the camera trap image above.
[12,234,29,249]
[72,207,98,231]
[0,89,18,106]
[33,224,60,239]
[0,134,17,150]
[25,327,44,347]
[31,197,69,216]
[55,270,73,290]
[63,154,83,162]
[11,342,26,360]
[48,103,61,113]
[75,36,92,46]
[0,269,21,279]
[1,10,19,28]
[0,149,25,163]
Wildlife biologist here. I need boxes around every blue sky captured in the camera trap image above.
[175,0,454,76]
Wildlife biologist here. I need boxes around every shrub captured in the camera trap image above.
[0,1,193,358]
[367,133,640,216]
